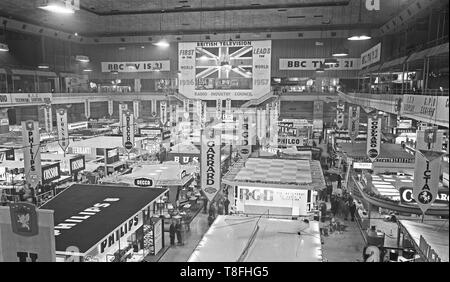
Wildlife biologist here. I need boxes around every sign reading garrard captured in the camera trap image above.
[178,40,271,100]
[367,116,381,162]
[201,129,221,202]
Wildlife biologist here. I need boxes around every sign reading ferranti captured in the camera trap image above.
[42,163,61,184]
[21,120,42,188]
[201,129,221,202]
[178,40,271,100]
[361,43,381,68]
[70,155,85,175]
[56,109,69,152]
[279,58,360,70]
[101,61,170,72]
[366,116,381,162]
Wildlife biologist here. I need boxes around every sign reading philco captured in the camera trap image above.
[134,178,155,187]
[366,116,381,162]
[42,163,61,184]
[21,120,42,188]
[277,137,305,146]
[70,155,85,175]
[122,111,135,151]
[201,129,221,202]
[56,109,69,152]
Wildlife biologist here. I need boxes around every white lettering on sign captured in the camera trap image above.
[134,178,154,187]
[361,43,382,68]
[107,149,118,158]
[71,147,92,155]
[279,58,361,70]
[101,61,170,73]
[70,158,85,173]
[365,0,380,11]
[367,117,381,162]
[201,129,221,202]
[99,215,141,254]
[278,137,304,146]
[43,166,59,181]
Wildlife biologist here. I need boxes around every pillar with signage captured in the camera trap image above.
[21,120,42,191]
[0,109,10,135]
[413,128,444,214]
[151,100,157,118]
[201,129,222,202]
[225,98,232,121]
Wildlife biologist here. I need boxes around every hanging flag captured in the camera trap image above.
[43,105,53,133]
[160,101,167,125]
[201,128,221,202]
[366,115,381,162]
[133,100,140,119]
[122,111,135,152]
[84,99,90,119]
[348,106,360,142]
[108,100,114,116]
[336,101,345,129]
[21,120,42,189]
[216,99,222,120]
[413,130,444,213]
[56,108,70,153]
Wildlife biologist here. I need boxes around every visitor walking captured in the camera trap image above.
[349,201,357,222]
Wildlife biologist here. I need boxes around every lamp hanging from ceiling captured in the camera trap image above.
[348,0,371,41]
[37,0,80,14]
[153,0,170,48]
[0,22,9,52]
[332,47,349,57]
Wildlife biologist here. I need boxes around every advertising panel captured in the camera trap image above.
[401,95,449,127]
[122,111,135,152]
[279,58,360,70]
[201,129,221,202]
[56,109,69,152]
[366,116,381,162]
[41,163,61,185]
[21,120,42,188]
[101,61,170,72]
[178,40,271,100]
[361,43,382,68]
[70,155,86,175]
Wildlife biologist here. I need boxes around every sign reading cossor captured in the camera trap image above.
[42,163,61,184]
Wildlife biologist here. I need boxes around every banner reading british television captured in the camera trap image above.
[366,116,381,162]
[21,120,42,188]
[201,129,222,202]
[178,40,271,100]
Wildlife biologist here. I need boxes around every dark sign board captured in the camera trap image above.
[134,178,155,187]
[0,148,15,161]
[41,162,61,184]
[70,155,86,175]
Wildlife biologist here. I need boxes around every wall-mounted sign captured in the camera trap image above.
[365,0,380,11]
[70,155,85,175]
[366,116,381,162]
[101,61,170,73]
[178,40,271,100]
[277,137,305,146]
[41,163,61,184]
[134,178,155,187]
[21,120,42,188]
[361,43,381,68]
[279,58,360,70]
[201,129,221,202]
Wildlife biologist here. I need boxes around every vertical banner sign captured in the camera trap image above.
[160,101,167,125]
[108,100,113,116]
[336,101,345,129]
[151,100,157,117]
[183,99,189,113]
[413,130,443,213]
[261,109,267,143]
[216,99,222,120]
[43,105,53,133]
[56,109,69,153]
[119,103,128,132]
[201,129,222,202]
[271,103,279,146]
[256,109,262,140]
[225,99,232,121]
[84,99,90,119]
[169,104,176,126]
[238,111,252,160]
[122,111,135,152]
[313,100,324,138]
[133,100,140,119]
[201,102,207,126]
[21,121,42,188]
[196,100,202,120]
[366,116,381,162]
[348,106,360,142]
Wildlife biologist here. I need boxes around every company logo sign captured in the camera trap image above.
[21,120,42,188]
[9,203,39,237]
[201,129,221,202]
[122,112,135,151]
[42,163,61,184]
[134,178,154,187]
[57,109,69,152]
[70,156,85,174]
[278,137,304,146]
[367,117,381,162]
[361,43,381,68]
[400,187,448,205]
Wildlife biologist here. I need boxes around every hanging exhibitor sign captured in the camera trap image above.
[0,148,14,161]
[21,120,42,188]
[122,111,135,152]
[70,155,85,175]
[134,178,155,187]
[361,43,381,68]
[366,116,381,162]
[278,137,305,146]
[336,101,345,129]
[101,60,170,73]
[279,58,360,70]
[348,106,360,142]
[216,99,222,120]
[201,129,221,202]
[401,95,449,127]
[118,104,128,131]
[238,111,252,160]
[160,101,167,125]
[56,109,69,152]
[105,148,119,164]
[178,40,271,100]
[42,163,61,184]
[169,154,199,165]
[400,187,448,205]
[84,99,90,119]
[225,98,232,121]
[313,100,324,135]
[108,100,113,116]
[133,100,140,119]
[43,105,53,133]
[195,100,202,119]
[0,204,56,262]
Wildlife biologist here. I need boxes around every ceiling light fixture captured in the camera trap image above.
[0,42,9,52]
[75,55,90,63]
[83,69,92,72]
[38,0,79,14]
[38,63,50,69]
[153,39,170,48]
[332,48,349,57]
[348,34,371,41]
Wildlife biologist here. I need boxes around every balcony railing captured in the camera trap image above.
[347,88,449,98]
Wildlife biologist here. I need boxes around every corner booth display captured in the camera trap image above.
[222,158,326,217]
[40,184,168,262]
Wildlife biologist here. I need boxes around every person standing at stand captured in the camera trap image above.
[224,198,230,215]
[169,220,176,246]
[175,219,183,246]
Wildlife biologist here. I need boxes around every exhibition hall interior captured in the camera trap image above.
[0,0,448,264]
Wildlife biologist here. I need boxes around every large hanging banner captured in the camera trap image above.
[238,110,253,160]
[401,95,449,127]
[108,100,113,116]
[348,106,360,142]
[122,111,135,152]
[216,99,222,120]
[413,129,444,214]
[56,108,69,153]
[133,100,140,119]
[160,101,167,125]
[84,99,90,119]
[361,43,382,68]
[43,105,53,133]
[21,120,42,188]
[178,40,271,100]
[336,101,345,129]
[279,58,360,70]
[366,116,382,162]
[201,129,222,202]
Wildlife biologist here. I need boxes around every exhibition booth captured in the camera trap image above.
[40,184,168,262]
[222,158,326,217]
[188,215,323,262]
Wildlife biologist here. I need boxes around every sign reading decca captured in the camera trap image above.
[178,41,271,100]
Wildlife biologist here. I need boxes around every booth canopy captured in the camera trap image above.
[110,164,192,186]
[188,215,322,262]
[40,184,167,254]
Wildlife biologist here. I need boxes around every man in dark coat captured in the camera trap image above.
[224,198,230,215]
[169,220,176,246]
[349,201,357,221]
[175,220,183,246]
